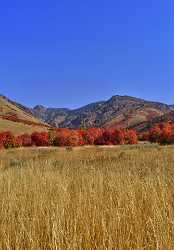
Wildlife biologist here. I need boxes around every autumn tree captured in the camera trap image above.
[18,134,32,147]
[0,131,16,149]
[149,125,162,143]
[31,132,50,146]
[125,130,138,144]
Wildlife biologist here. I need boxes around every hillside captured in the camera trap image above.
[32,95,171,129]
[1,94,173,133]
[0,95,49,135]
[132,111,174,132]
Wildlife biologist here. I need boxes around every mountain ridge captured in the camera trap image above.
[31,95,172,129]
[1,93,173,132]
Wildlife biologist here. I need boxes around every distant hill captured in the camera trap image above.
[32,105,70,127]
[1,94,173,134]
[32,95,171,130]
[0,95,49,135]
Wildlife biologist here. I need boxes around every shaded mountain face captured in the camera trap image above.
[31,95,172,130]
[32,106,70,127]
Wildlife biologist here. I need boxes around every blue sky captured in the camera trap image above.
[0,0,174,108]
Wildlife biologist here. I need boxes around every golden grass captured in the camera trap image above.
[0,119,48,135]
[0,145,174,249]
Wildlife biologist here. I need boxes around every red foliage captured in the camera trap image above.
[142,122,174,144]
[0,131,16,149]
[53,128,71,146]
[51,127,138,147]
[149,125,162,143]
[83,128,104,145]
[138,132,149,141]
[53,129,84,146]
[95,129,124,145]
[125,130,138,144]
[160,123,174,144]
[66,130,83,146]
[17,134,32,147]
[0,127,139,150]
[31,132,50,146]
[15,136,23,147]
[76,130,86,146]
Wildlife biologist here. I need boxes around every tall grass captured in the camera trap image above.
[0,146,174,249]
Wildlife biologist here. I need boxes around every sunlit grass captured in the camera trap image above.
[0,119,48,135]
[0,145,174,249]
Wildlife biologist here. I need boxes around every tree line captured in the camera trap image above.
[139,122,174,144]
[1,122,174,149]
[0,128,138,149]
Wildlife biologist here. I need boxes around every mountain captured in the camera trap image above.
[1,94,173,133]
[32,105,70,127]
[132,111,174,132]
[32,95,171,130]
[0,95,49,135]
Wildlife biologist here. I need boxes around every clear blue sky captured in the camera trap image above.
[0,0,174,108]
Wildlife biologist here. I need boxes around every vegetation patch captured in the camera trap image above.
[0,146,174,249]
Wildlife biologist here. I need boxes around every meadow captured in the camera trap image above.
[0,145,174,249]
[0,119,48,135]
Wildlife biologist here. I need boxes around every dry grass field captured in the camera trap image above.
[0,145,174,249]
[0,118,48,135]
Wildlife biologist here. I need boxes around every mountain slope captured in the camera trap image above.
[1,94,172,133]
[0,95,49,135]
[132,111,174,132]
[32,105,70,127]
[32,95,171,129]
